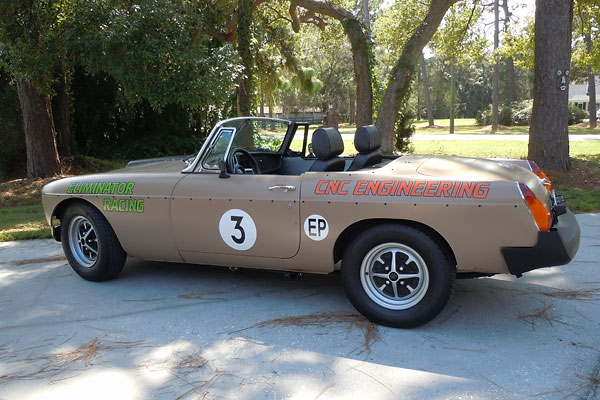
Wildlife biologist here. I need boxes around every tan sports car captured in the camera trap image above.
[42,117,580,328]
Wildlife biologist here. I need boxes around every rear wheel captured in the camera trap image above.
[341,224,455,328]
[61,203,126,281]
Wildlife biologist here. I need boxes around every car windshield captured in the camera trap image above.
[202,118,290,169]
[227,119,289,152]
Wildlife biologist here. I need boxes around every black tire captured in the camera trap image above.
[61,202,126,282]
[341,224,455,328]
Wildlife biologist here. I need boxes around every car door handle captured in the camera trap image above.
[268,185,296,192]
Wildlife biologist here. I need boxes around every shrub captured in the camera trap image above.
[476,100,583,126]
[394,107,416,153]
[568,104,587,125]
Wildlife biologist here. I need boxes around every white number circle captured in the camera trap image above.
[304,214,329,241]
[219,209,257,251]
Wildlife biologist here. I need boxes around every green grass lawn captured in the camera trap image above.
[413,118,600,135]
[340,119,600,135]
[0,205,51,241]
[410,140,600,160]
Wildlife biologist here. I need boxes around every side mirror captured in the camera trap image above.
[218,160,230,179]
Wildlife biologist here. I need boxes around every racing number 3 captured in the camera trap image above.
[230,215,245,244]
[219,209,257,251]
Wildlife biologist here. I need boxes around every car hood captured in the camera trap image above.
[112,158,188,173]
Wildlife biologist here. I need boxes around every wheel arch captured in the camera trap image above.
[50,198,105,242]
[333,219,457,267]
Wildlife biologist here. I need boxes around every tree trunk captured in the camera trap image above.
[362,0,371,35]
[505,57,517,103]
[528,0,573,170]
[236,0,255,116]
[416,65,422,121]
[376,0,457,153]
[450,60,455,134]
[16,78,62,178]
[52,65,71,156]
[259,82,265,117]
[491,0,499,132]
[349,86,356,125]
[502,0,517,103]
[585,33,597,128]
[290,0,373,126]
[420,53,435,127]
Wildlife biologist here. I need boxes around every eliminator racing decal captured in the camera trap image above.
[67,181,135,195]
[66,181,145,213]
[314,180,490,199]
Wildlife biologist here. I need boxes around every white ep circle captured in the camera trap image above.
[219,209,257,251]
[304,214,329,241]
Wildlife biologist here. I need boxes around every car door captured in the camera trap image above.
[171,172,301,259]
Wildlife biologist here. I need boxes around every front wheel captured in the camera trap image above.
[61,203,126,282]
[341,224,455,328]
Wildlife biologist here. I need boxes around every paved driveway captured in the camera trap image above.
[0,214,599,399]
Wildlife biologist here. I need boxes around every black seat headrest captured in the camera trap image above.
[354,125,381,154]
[312,128,344,160]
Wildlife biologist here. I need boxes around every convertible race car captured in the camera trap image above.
[42,117,580,328]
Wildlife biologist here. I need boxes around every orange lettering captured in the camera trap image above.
[474,182,490,199]
[354,180,367,195]
[378,181,394,196]
[437,181,453,197]
[315,180,328,195]
[458,182,475,198]
[424,181,438,197]
[396,181,413,196]
[338,180,351,195]
[365,181,381,195]
[411,181,425,196]
[325,180,340,195]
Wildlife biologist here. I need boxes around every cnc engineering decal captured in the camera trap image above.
[314,179,490,199]
[219,209,257,251]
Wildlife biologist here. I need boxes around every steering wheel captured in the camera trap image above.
[227,147,259,174]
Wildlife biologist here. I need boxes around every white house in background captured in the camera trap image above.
[569,76,600,112]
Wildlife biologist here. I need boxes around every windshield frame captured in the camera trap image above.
[182,117,294,174]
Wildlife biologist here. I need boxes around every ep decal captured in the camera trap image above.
[304,214,329,241]
[219,209,257,251]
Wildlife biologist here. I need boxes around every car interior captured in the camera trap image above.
[215,119,388,176]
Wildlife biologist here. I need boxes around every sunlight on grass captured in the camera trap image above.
[411,140,600,160]
[0,205,51,241]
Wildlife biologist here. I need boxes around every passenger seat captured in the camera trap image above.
[348,125,383,171]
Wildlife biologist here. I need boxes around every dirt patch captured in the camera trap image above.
[0,177,61,208]
[0,156,124,209]
[546,159,600,190]
[421,124,444,129]
[11,255,66,266]
[479,124,511,132]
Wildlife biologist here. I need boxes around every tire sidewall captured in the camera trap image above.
[61,203,115,281]
[342,225,454,328]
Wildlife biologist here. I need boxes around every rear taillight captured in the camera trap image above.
[517,183,551,232]
[527,161,552,191]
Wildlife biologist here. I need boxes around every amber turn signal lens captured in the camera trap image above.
[527,161,552,191]
[518,183,551,232]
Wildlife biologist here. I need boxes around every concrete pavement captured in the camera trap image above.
[0,214,599,399]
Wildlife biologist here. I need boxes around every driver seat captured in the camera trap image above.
[308,127,345,172]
